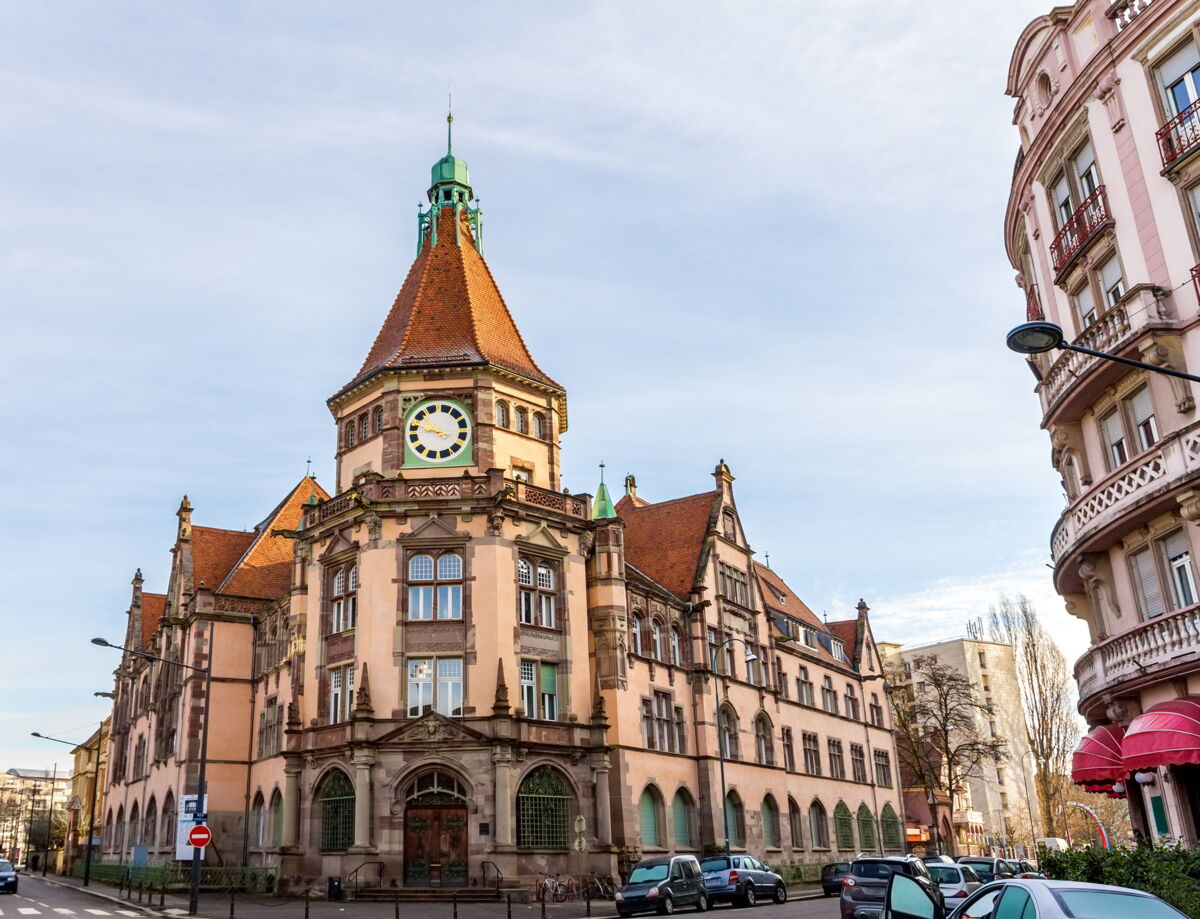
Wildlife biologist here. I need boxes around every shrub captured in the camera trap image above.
[1041,843,1200,916]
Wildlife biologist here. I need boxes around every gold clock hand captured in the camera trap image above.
[422,421,448,438]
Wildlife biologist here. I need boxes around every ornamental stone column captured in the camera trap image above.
[493,748,514,848]
[281,756,302,850]
[350,749,377,851]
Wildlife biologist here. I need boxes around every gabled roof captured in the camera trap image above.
[141,593,166,648]
[826,619,859,649]
[754,563,823,631]
[192,526,255,591]
[616,490,717,599]
[345,207,559,394]
[219,477,331,600]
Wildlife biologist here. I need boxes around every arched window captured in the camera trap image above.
[857,804,876,851]
[834,802,854,850]
[788,797,803,848]
[103,809,113,850]
[519,558,558,628]
[672,789,694,848]
[754,714,774,765]
[651,620,663,660]
[250,793,265,847]
[880,804,901,851]
[516,766,571,849]
[408,552,463,620]
[358,413,369,442]
[317,770,355,852]
[496,400,510,428]
[160,794,175,851]
[269,789,284,847]
[630,614,644,656]
[719,705,739,760]
[762,795,781,848]
[809,800,828,849]
[515,407,529,434]
[404,769,467,805]
[115,805,126,854]
[372,406,384,435]
[533,413,546,440]
[128,802,140,846]
[670,627,683,666]
[723,791,745,848]
[344,422,356,448]
[330,563,357,632]
[144,797,157,848]
[638,786,665,847]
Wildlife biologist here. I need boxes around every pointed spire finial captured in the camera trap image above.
[592,462,617,520]
[764,551,770,569]
[305,455,312,478]
[599,461,605,484]
[447,83,454,156]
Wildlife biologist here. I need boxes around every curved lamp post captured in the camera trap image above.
[709,637,757,855]
[1007,320,1200,384]
[93,630,212,916]
[32,730,102,886]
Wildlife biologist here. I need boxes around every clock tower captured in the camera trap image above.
[327,119,566,493]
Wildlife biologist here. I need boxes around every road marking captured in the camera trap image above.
[18,909,41,915]
[84,911,111,916]
[53,910,75,915]
[116,914,139,917]
[163,910,187,916]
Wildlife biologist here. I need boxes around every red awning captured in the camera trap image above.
[1071,723,1126,786]
[1124,696,1200,770]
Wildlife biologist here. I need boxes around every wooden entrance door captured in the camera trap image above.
[404,804,468,887]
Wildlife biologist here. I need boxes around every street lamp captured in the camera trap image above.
[93,628,213,916]
[709,637,757,855]
[1006,320,1200,384]
[32,729,103,886]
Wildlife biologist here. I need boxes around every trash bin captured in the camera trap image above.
[327,877,343,901]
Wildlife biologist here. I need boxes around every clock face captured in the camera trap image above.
[406,400,472,463]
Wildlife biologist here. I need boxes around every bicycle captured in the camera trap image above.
[535,872,571,902]
[582,874,616,900]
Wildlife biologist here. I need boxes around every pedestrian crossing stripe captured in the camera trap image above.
[116,913,139,917]
[19,910,42,915]
[85,911,110,915]
[53,910,75,914]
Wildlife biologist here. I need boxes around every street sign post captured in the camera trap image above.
[187,825,212,849]
[175,796,207,862]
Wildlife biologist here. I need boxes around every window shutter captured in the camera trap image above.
[1075,284,1095,321]
[1129,387,1154,428]
[540,662,557,694]
[1073,143,1096,179]
[1163,529,1189,561]
[1159,43,1200,89]
[1053,174,1071,211]
[1101,411,1124,449]
[1099,257,1123,294]
[1131,548,1166,618]
[639,791,659,847]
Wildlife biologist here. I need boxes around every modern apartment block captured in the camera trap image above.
[94,133,906,889]
[1005,0,1200,843]
[881,640,1037,857]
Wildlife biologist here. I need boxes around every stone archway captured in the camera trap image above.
[402,770,469,888]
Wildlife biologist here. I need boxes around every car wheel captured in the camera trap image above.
[740,885,756,908]
[695,893,708,913]
[772,885,786,904]
[659,895,675,915]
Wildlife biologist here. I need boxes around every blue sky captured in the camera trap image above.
[0,0,1074,770]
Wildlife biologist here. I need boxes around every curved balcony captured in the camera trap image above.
[1050,186,1111,278]
[1157,99,1200,171]
[1075,601,1200,718]
[1050,421,1200,567]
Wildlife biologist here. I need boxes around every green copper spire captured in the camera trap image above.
[429,94,471,203]
[592,462,617,520]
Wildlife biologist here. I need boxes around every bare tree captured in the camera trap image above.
[989,594,1079,838]
[887,655,1006,855]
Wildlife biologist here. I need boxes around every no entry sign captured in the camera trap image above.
[187,824,212,848]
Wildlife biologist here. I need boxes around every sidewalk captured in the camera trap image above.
[34,873,823,919]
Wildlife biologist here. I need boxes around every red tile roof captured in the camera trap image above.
[348,207,560,392]
[617,491,717,599]
[754,563,824,630]
[192,526,255,591]
[219,477,331,600]
[140,593,166,649]
[825,619,859,648]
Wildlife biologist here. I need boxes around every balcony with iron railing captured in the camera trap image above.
[1025,284,1043,322]
[1157,99,1200,170]
[1050,420,1200,566]
[1075,600,1200,718]
[1050,186,1111,277]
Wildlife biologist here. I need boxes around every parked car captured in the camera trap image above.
[882,875,1188,919]
[922,855,956,866]
[954,856,1016,884]
[926,864,982,902]
[839,855,943,919]
[616,855,708,916]
[821,861,850,896]
[1003,858,1042,878]
[0,861,14,894]
[698,855,786,907]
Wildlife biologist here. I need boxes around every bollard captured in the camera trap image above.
[453,889,458,919]
[507,892,512,919]
[541,888,547,919]
[304,888,310,919]
[586,886,591,918]
[395,890,400,919]
[160,879,166,909]
[229,886,236,919]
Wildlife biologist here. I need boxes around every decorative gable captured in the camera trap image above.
[377,711,489,747]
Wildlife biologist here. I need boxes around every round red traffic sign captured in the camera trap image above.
[187,824,212,848]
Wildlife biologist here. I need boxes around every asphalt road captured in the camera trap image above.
[17,877,842,919]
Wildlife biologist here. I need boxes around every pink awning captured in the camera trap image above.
[1071,723,1126,786]
[1124,696,1200,770]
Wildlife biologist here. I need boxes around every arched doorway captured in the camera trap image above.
[402,770,468,888]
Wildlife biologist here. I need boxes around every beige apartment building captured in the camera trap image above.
[1,768,71,870]
[880,640,1037,857]
[64,720,109,876]
[94,134,906,890]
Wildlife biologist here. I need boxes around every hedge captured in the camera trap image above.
[1041,843,1200,917]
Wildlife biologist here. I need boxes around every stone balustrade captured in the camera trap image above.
[1076,602,1200,703]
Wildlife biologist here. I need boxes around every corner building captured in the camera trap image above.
[1005,0,1200,844]
[99,139,904,890]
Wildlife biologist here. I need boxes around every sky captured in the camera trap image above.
[0,0,1079,771]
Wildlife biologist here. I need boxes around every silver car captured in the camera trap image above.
[925,864,981,904]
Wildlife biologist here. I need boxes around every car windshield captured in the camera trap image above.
[851,862,896,879]
[1053,890,1186,918]
[960,861,996,881]
[700,858,731,872]
[0,861,10,872]
[928,867,961,884]
[628,865,669,884]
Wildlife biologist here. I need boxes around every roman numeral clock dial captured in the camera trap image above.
[405,400,472,465]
